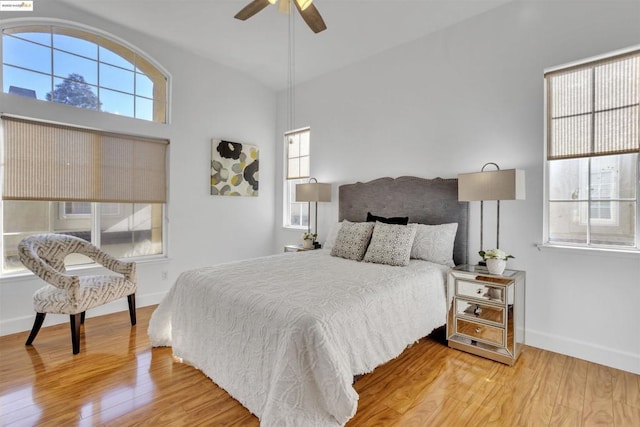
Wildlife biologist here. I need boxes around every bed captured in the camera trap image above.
[148,176,468,426]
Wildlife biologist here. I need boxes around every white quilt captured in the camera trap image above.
[148,250,448,426]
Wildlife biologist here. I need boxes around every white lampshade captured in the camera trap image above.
[295,183,331,202]
[458,169,525,201]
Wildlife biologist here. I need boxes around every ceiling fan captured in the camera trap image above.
[234,0,327,33]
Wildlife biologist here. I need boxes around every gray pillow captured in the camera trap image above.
[410,223,458,267]
[330,220,374,261]
[364,222,417,266]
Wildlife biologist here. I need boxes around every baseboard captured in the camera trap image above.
[526,328,640,375]
[0,291,167,336]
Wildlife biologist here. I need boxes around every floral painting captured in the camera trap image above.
[211,139,259,197]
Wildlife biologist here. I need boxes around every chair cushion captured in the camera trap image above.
[33,275,136,314]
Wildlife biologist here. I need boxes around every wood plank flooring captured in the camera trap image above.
[1,306,639,426]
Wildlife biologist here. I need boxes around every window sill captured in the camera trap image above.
[283,225,308,231]
[0,255,170,281]
[537,243,640,259]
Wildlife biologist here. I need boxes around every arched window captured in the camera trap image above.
[2,24,167,123]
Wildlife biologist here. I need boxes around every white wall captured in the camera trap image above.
[0,2,278,334]
[275,0,640,374]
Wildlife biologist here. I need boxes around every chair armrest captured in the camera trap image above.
[80,247,137,282]
[18,246,81,302]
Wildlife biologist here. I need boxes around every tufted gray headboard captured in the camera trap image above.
[338,176,469,266]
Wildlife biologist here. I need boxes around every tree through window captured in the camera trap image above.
[46,73,102,109]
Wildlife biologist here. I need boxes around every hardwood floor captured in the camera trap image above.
[1,306,639,426]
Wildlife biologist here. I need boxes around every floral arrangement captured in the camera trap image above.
[479,248,514,261]
[302,232,317,241]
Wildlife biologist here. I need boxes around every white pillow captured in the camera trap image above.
[410,223,458,267]
[364,222,417,267]
[322,221,342,251]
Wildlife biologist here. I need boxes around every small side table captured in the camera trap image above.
[284,244,317,252]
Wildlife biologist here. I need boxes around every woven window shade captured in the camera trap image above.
[2,116,168,203]
[545,50,640,160]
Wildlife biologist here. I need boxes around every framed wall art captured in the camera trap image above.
[211,139,259,197]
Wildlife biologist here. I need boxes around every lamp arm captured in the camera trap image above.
[481,162,500,172]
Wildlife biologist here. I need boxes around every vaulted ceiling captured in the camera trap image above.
[57,0,512,90]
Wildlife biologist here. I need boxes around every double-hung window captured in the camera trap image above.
[283,128,310,228]
[544,48,639,250]
[1,22,169,275]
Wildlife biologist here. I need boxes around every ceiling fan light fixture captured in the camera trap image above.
[234,0,326,33]
[296,0,313,11]
[278,0,290,14]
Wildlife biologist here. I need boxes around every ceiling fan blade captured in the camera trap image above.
[294,1,327,33]
[234,0,272,21]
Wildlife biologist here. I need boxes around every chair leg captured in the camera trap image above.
[127,294,137,326]
[80,311,86,324]
[25,313,46,346]
[70,313,82,354]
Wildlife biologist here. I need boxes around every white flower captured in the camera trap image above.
[479,248,514,260]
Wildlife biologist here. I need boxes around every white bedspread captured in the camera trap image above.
[148,250,448,426]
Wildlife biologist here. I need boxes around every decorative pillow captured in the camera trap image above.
[366,212,409,225]
[410,223,458,267]
[322,221,342,251]
[363,222,417,266]
[330,221,374,261]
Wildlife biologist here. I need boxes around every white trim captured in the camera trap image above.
[536,243,640,258]
[0,290,167,336]
[0,254,170,281]
[543,44,640,75]
[284,126,310,136]
[526,328,640,375]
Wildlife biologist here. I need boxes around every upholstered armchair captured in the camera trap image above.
[19,234,137,354]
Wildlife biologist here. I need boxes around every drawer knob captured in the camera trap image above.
[476,289,482,294]
[475,327,482,334]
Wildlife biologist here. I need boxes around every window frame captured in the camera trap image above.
[543,45,640,253]
[578,156,619,227]
[0,19,170,277]
[1,19,170,123]
[283,127,311,229]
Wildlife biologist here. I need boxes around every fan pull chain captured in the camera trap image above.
[287,5,296,130]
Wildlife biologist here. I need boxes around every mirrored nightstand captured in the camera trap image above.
[446,264,525,366]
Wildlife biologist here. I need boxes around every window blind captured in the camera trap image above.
[545,50,640,160]
[2,116,168,203]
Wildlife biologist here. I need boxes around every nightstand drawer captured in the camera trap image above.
[456,280,504,303]
[456,318,504,346]
[456,299,505,325]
